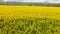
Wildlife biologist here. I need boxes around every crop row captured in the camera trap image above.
[0,17,60,34]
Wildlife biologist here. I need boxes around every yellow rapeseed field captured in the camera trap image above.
[0,6,60,19]
[0,6,60,34]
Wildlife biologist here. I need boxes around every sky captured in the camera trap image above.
[2,0,60,3]
[4,0,46,2]
[48,0,60,3]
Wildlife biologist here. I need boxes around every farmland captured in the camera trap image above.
[0,16,60,34]
[0,6,60,34]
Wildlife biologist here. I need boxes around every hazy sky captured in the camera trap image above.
[4,0,60,3]
[4,0,46,2]
[48,0,60,3]
[21,0,46,2]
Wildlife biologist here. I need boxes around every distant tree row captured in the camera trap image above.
[0,2,60,7]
